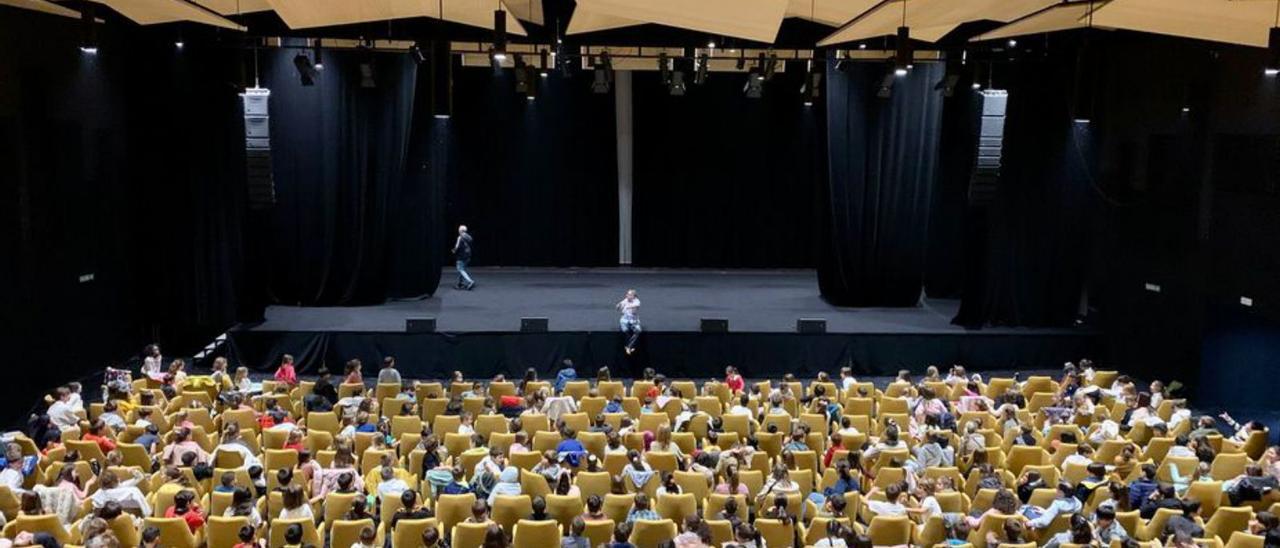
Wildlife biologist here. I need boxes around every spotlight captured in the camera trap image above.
[515,54,531,94]
[1007,39,1017,48]
[743,70,764,98]
[1268,27,1280,75]
[668,71,686,96]
[523,66,538,100]
[762,52,778,80]
[592,68,611,93]
[707,39,717,49]
[658,52,670,84]
[293,53,317,86]
[313,39,323,70]
[1181,106,1190,114]
[736,51,745,70]
[79,4,97,54]
[410,42,427,64]
[592,51,613,93]
[539,49,549,77]
[876,72,895,98]
[858,43,867,50]
[895,26,912,76]
[175,41,184,49]
[971,82,981,90]
[492,9,507,61]
[695,53,709,85]
[801,56,822,105]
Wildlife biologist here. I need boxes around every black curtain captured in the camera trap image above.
[952,55,1092,327]
[443,67,618,267]
[631,70,824,267]
[819,61,945,306]
[262,47,437,305]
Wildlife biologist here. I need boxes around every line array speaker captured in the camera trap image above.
[241,88,275,210]
[968,89,1007,206]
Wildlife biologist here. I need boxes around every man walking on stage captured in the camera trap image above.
[453,224,475,290]
[616,289,641,355]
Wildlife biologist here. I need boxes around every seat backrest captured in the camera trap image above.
[545,494,584,532]
[629,519,677,547]
[513,519,562,546]
[492,494,533,533]
[331,518,374,548]
[655,493,696,525]
[603,494,635,524]
[142,516,197,548]
[435,494,475,538]
[582,519,616,548]
[268,517,322,548]
[207,515,250,548]
[450,522,489,548]
[756,518,797,548]
[391,517,437,548]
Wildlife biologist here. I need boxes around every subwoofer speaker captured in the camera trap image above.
[796,318,827,334]
[521,317,548,332]
[405,317,436,333]
[700,318,729,333]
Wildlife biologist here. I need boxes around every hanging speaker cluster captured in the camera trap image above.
[968,89,1007,206]
[241,87,276,209]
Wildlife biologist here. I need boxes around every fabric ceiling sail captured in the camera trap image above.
[565,5,642,35]
[1088,0,1273,48]
[190,0,271,16]
[971,3,1106,42]
[818,0,1056,45]
[263,0,527,34]
[785,0,878,26]
[574,0,789,43]
[94,0,246,30]
[1,0,81,18]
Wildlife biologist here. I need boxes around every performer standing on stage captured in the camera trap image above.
[453,224,475,290]
[616,289,641,355]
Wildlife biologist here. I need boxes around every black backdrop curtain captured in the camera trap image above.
[443,67,618,267]
[819,61,945,306]
[952,55,1092,327]
[631,70,824,267]
[262,47,441,305]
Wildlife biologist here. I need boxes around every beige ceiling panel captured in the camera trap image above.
[817,0,1056,45]
[785,0,879,27]
[565,4,643,34]
[1,0,81,18]
[971,3,1099,42]
[264,0,526,34]
[504,0,544,25]
[575,0,789,43]
[1090,0,1272,47]
[190,0,271,16]
[95,0,246,29]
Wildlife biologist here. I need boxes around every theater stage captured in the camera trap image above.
[225,268,1098,378]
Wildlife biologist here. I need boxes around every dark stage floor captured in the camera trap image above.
[242,267,1087,335]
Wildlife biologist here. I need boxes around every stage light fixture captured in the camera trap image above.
[410,42,427,64]
[80,4,98,54]
[492,9,507,62]
[895,26,911,76]
[695,53,709,85]
[743,70,764,98]
[876,72,895,98]
[801,59,822,106]
[707,39,717,49]
[360,62,376,88]
[175,41,184,49]
[429,39,453,118]
[591,52,613,93]
[668,71,686,96]
[762,52,778,80]
[293,53,317,86]
[313,39,323,70]
[658,52,670,84]
[524,66,538,100]
[1007,39,1017,48]
[514,54,531,94]
[539,49,549,77]
[1268,27,1280,76]
[736,50,745,70]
